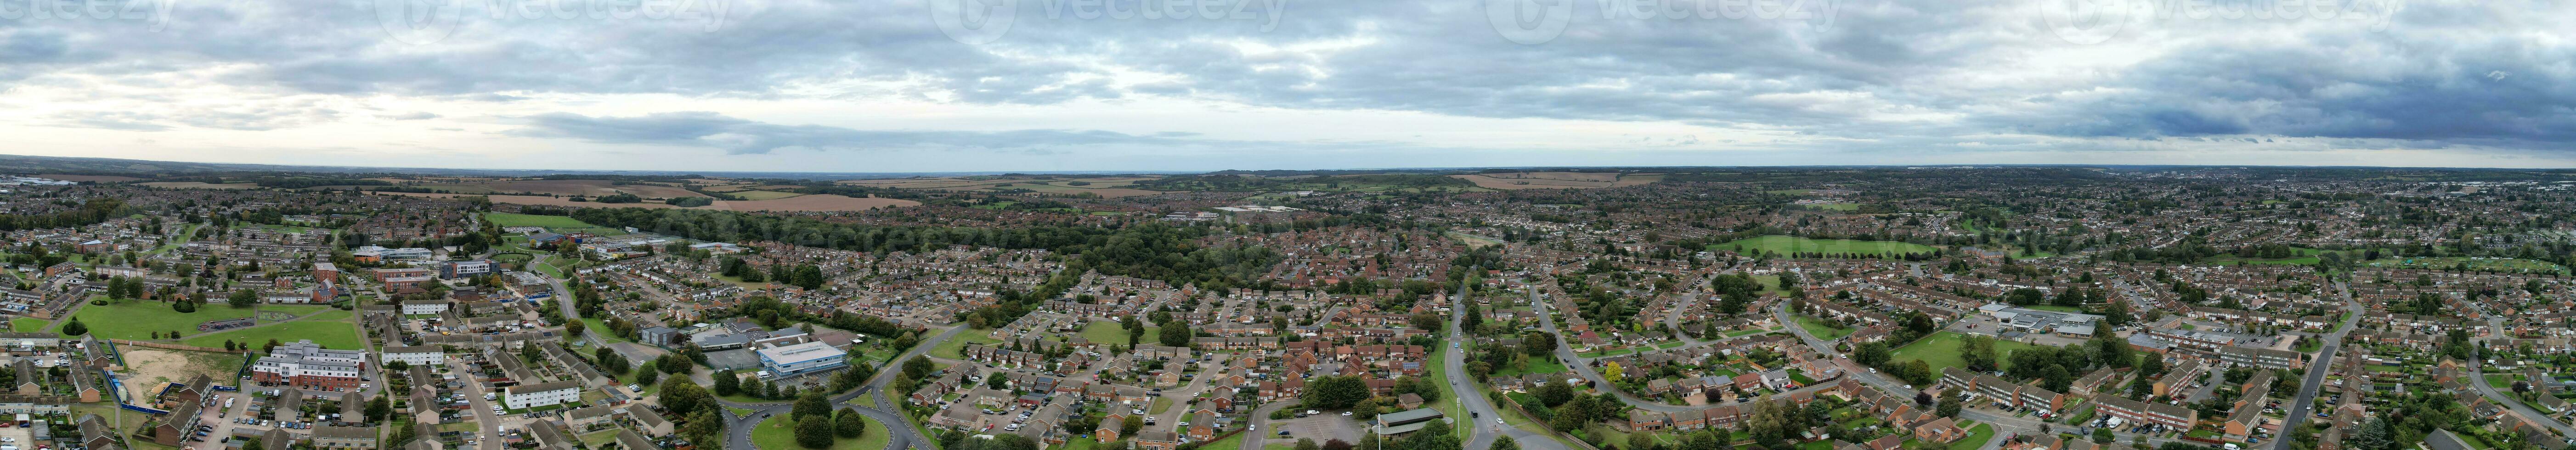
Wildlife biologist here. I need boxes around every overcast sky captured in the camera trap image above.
[0,0,2562,172]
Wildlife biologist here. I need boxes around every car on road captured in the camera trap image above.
[1304,410,1318,415]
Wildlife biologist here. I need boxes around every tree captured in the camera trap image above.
[1158,320,1192,347]
[1853,341,1892,367]
[660,377,712,416]
[366,395,392,422]
[565,320,587,340]
[1296,439,1321,450]
[836,410,866,439]
[1602,361,1624,384]
[1301,376,1371,410]
[2093,428,2114,444]
[1322,439,1354,450]
[61,320,85,336]
[796,416,835,449]
[1534,382,1575,407]
[636,362,661,386]
[229,289,258,308]
[794,391,830,420]
[1491,436,1520,450]
[2349,417,2393,450]
[1936,390,1962,418]
[712,370,741,396]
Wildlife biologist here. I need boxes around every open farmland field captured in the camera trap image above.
[719,195,919,211]
[1451,172,1662,189]
[838,176,1168,197]
[382,192,919,211]
[418,179,705,198]
[726,190,806,200]
[140,181,260,190]
[36,174,142,182]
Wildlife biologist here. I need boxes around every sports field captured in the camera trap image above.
[66,300,259,340]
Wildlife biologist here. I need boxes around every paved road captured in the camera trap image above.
[2271,280,2371,450]
[1770,300,2127,447]
[1451,283,1568,450]
[721,325,967,450]
[1527,287,1842,414]
[2463,289,2576,442]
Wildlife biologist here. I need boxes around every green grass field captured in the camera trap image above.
[930,331,1005,360]
[66,300,259,340]
[1947,423,1995,450]
[748,413,889,450]
[10,318,49,333]
[182,321,363,350]
[1892,332,2037,375]
[1792,315,1855,341]
[1078,321,1136,345]
[1713,235,1938,258]
[1491,355,1568,378]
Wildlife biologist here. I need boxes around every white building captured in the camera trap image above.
[378,346,446,366]
[756,341,848,378]
[400,300,450,315]
[505,381,584,409]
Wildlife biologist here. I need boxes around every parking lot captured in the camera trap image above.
[0,421,34,447]
[1265,413,1364,444]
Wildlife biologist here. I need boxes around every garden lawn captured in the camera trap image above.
[1892,332,2037,375]
[749,413,888,450]
[930,331,1005,360]
[1792,315,1855,341]
[1203,433,1247,450]
[583,318,635,344]
[1079,321,1145,346]
[183,321,364,349]
[66,300,259,340]
[1947,424,1995,450]
[10,318,48,333]
[1492,356,1568,378]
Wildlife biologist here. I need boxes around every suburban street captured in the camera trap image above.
[1450,283,1568,450]
[715,325,966,450]
[2463,292,2576,441]
[2271,280,2373,450]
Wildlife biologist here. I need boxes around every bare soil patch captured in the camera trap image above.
[122,349,241,397]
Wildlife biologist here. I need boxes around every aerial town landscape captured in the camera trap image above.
[0,160,2555,450]
[0,0,2553,447]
